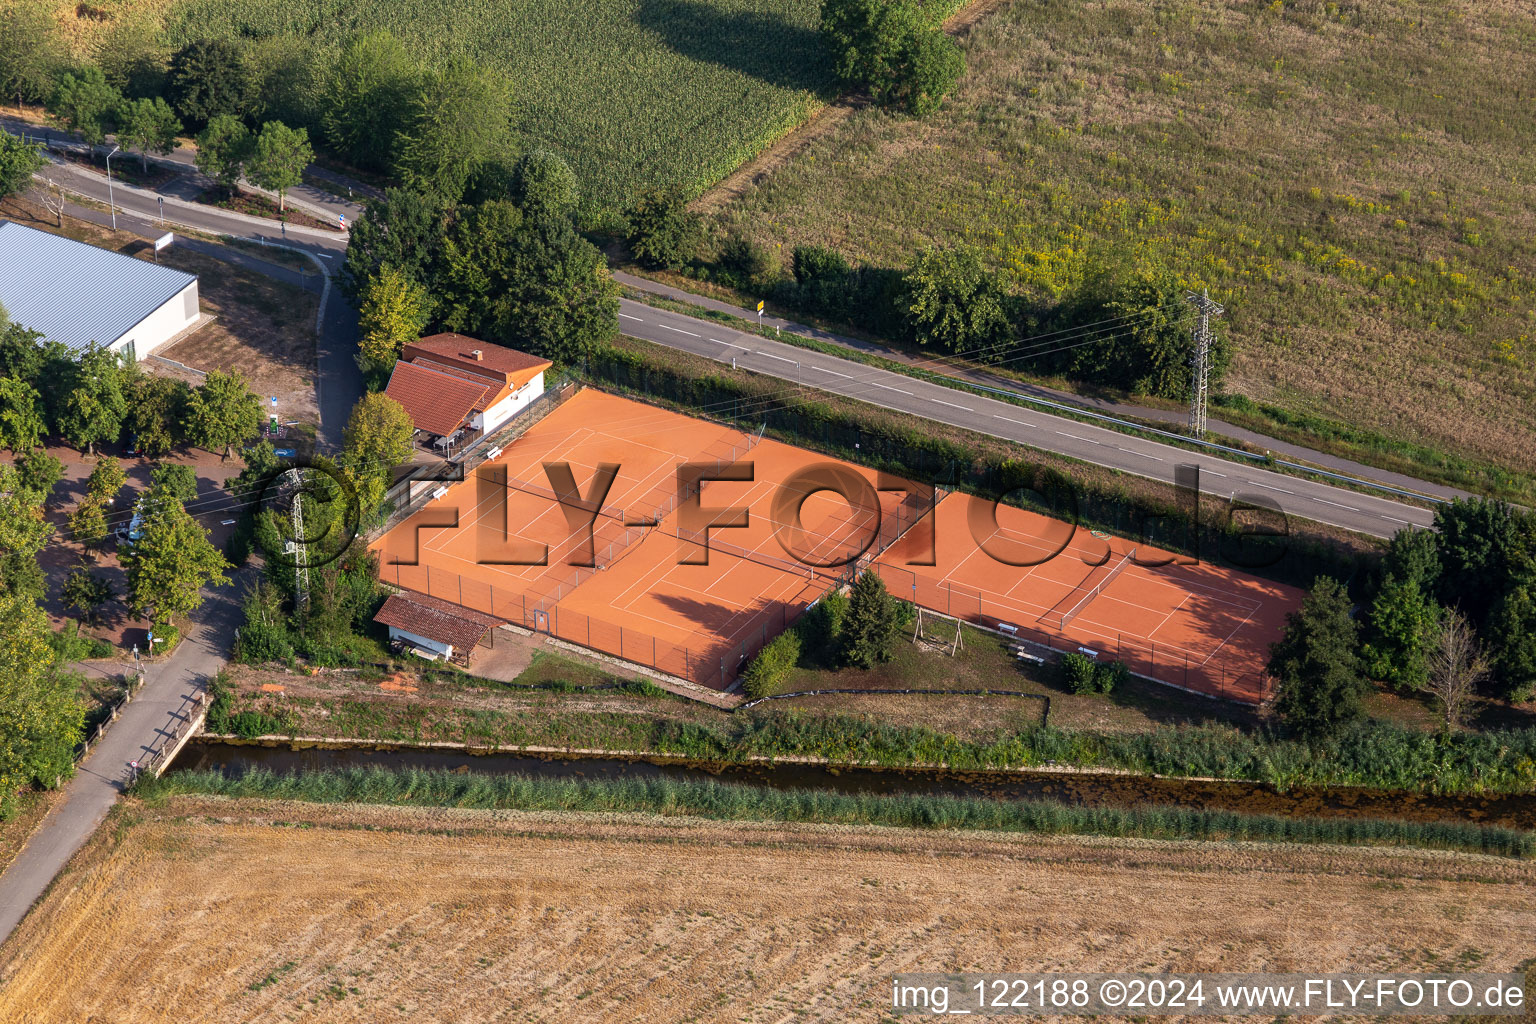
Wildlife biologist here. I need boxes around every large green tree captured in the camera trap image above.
[0,592,84,812]
[395,57,513,202]
[126,371,191,457]
[185,370,262,458]
[0,376,44,452]
[0,132,44,200]
[168,38,251,129]
[246,120,312,212]
[841,570,903,669]
[48,66,121,146]
[0,5,60,112]
[902,243,1011,358]
[510,149,578,222]
[115,95,182,172]
[193,113,252,193]
[58,344,128,455]
[356,264,432,377]
[441,204,617,363]
[1269,576,1366,737]
[624,185,701,271]
[0,464,52,601]
[1432,498,1525,626]
[86,456,127,507]
[1488,585,1536,702]
[342,187,451,296]
[820,0,963,115]
[122,495,230,623]
[321,31,417,172]
[341,392,414,517]
[1361,574,1439,693]
[66,494,109,549]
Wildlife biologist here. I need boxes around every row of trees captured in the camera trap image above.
[345,151,617,374]
[0,322,266,458]
[624,189,1227,400]
[193,115,313,210]
[1270,498,1536,737]
[0,14,514,205]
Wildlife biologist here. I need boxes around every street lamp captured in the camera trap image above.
[105,145,120,231]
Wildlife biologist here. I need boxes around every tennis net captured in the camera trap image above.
[1051,547,1137,630]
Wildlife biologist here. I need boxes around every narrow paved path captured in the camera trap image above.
[0,569,248,946]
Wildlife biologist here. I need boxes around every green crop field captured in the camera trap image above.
[712,0,1536,483]
[47,0,834,211]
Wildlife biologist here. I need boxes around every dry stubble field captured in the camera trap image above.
[1,796,1532,1023]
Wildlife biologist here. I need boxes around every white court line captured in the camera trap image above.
[661,324,699,337]
[931,398,973,411]
[618,313,644,321]
[756,350,796,363]
[992,414,1035,428]
[1314,498,1359,511]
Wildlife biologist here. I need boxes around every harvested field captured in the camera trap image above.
[1,797,1532,1022]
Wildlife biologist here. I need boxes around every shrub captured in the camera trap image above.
[1093,659,1130,694]
[233,618,296,664]
[842,571,902,668]
[741,630,802,698]
[149,618,180,655]
[621,679,668,698]
[716,234,775,287]
[1059,651,1098,694]
[792,244,851,286]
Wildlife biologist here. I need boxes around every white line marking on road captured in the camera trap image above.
[866,381,913,395]
[812,365,854,378]
[757,350,796,363]
[1123,450,1164,461]
[1314,498,1360,511]
[618,313,644,321]
[1204,470,1227,478]
[992,414,1035,428]
[661,324,699,337]
[1249,481,1295,494]
[1382,515,1414,525]
[931,398,973,411]
[711,339,746,350]
[1057,432,1098,444]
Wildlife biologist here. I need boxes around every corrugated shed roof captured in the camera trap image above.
[383,360,485,436]
[0,221,197,354]
[375,592,501,650]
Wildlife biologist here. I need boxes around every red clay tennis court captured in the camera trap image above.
[373,390,931,687]
[374,388,1299,699]
[872,492,1304,702]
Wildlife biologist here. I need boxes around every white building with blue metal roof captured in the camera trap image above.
[0,220,201,361]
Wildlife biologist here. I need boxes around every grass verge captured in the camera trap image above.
[137,766,1535,859]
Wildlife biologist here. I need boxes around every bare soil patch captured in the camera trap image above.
[0,797,1531,1022]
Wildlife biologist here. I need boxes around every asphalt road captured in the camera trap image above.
[613,298,1436,539]
[5,122,1435,537]
[13,138,364,450]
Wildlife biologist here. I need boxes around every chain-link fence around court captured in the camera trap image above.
[379,561,816,690]
[869,563,1270,704]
